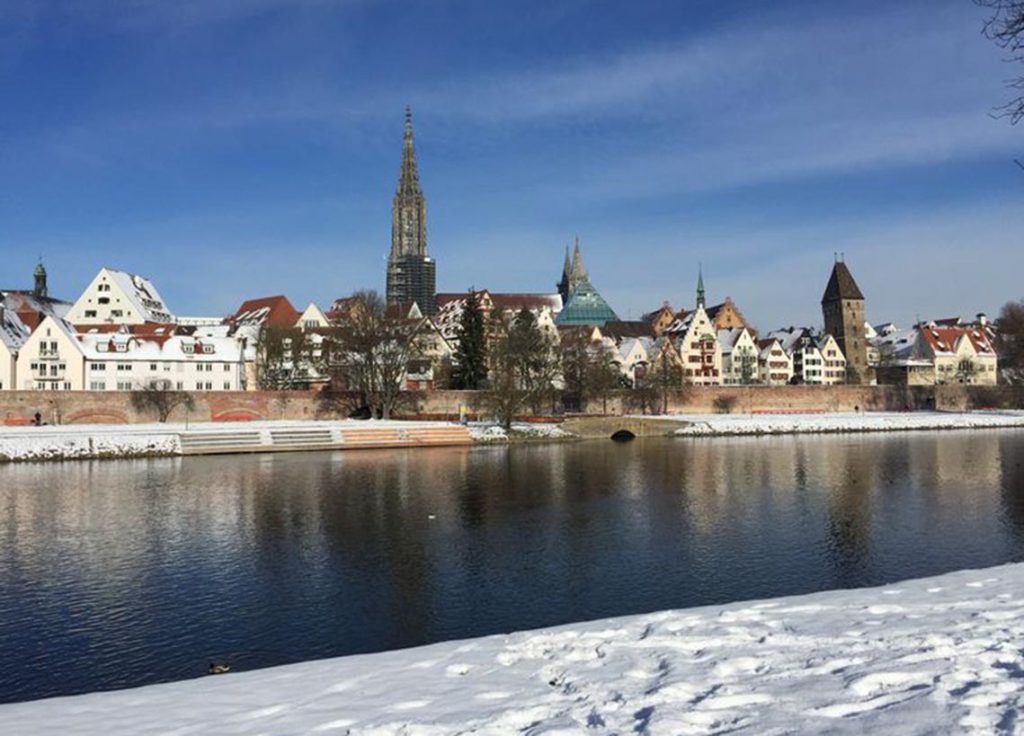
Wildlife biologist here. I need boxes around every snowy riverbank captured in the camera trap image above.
[0,419,461,462]
[4,564,1024,734]
[667,410,1024,436]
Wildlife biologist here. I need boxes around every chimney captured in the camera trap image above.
[977,313,988,327]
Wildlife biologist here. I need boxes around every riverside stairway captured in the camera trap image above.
[178,422,473,456]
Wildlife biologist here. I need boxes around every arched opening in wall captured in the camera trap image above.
[610,429,636,442]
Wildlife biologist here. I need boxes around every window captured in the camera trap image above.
[175,381,183,390]
[223,381,231,390]
[223,364,230,372]
[84,310,97,318]
[63,382,71,390]
[98,297,110,305]
[205,382,213,390]
[117,381,132,391]
[90,363,105,372]
[117,363,131,371]
[90,381,106,391]
[150,363,157,371]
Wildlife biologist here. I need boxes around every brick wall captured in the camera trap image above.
[1,385,1020,425]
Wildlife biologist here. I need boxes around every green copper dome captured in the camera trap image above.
[34,261,46,276]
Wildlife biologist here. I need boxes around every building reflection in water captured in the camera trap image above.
[1,429,1023,704]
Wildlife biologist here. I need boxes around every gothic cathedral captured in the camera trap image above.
[386,107,437,315]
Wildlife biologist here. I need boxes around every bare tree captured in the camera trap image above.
[479,309,558,429]
[978,1,1024,125]
[130,385,196,423]
[997,299,1024,383]
[331,291,425,419]
[559,329,622,413]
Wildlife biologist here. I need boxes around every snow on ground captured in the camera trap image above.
[0,419,460,462]
[468,422,577,442]
[662,410,1024,437]
[6,564,1024,734]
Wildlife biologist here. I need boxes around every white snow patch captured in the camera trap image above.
[653,411,1024,436]
[7,564,1024,734]
[468,422,577,442]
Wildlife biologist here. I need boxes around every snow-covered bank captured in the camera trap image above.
[0,419,461,462]
[7,564,1024,734]
[468,421,578,443]
[667,410,1024,437]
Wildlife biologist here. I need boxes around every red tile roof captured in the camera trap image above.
[918,325,995,356]
[228,295,301,327]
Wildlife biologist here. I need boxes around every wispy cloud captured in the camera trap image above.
[0,0,365,31]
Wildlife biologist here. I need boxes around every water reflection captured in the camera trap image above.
[2,430,1023,704]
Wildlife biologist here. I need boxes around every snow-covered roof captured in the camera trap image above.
[77,331,243,362]
[716,328,744,353]
[0,305,30,351]
[104,268,175,323]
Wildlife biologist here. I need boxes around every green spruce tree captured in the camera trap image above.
[452,289,488,389]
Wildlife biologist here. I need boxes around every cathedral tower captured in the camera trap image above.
[822,256,869,384]
[386,106,436,314]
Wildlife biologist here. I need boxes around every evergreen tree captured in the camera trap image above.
[452,289,488,389]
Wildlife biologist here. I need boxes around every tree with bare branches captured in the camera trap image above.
[130,385,196,423]
[997,299,1024,383]
[329,290,425,419]
[978,1,1024,126]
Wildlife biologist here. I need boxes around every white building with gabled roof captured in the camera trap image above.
[719,327,759,385]
[66,267,175,326]
[296,303,331,330]
[15,318,246,392]
[664,306,721,385]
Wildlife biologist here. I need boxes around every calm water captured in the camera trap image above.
[2,432,1024,704]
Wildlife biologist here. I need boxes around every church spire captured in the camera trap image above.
[397,105,422,197]
[696,263,705,309]
[570,236,587,282]
[387,106,436,314]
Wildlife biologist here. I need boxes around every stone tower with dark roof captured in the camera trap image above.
[33,260,47,299]
[386,107,437,315]
[822,257,869,384]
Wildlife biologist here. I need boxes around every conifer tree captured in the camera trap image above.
[452,289,488,389]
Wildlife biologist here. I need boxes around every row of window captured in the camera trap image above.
[89,362,234,372]
[87,381,234,391]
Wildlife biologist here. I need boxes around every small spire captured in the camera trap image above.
[570,236,587,282]
[696,262,706,309]
[562,245,571,278]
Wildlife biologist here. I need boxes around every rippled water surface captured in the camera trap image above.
[2,431,1024,704]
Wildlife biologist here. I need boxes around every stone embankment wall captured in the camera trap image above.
[0,385,1020,426]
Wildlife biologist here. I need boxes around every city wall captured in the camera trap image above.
[1,385,1021,426]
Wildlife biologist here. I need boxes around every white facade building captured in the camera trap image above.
[719,328,759,385]
[664,306,722,385]
[66,268,175,326]
[16,318,245,391]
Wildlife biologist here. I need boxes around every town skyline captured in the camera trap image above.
[2,0,1022,328]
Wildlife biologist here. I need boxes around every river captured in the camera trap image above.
[2,431,1023,704]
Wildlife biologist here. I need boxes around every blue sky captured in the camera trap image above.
[1,0,1021,329]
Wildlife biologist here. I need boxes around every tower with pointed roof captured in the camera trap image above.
[557,238,589,304]
[555,239,619,327]
[696,264,706,309]
[33,260,48,300]
[822,256,869,384]
[386,107,437,315]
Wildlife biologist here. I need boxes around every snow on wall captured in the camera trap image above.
[4,563,1024,734]
[670,411,1024,436]
[0,431,180,462]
